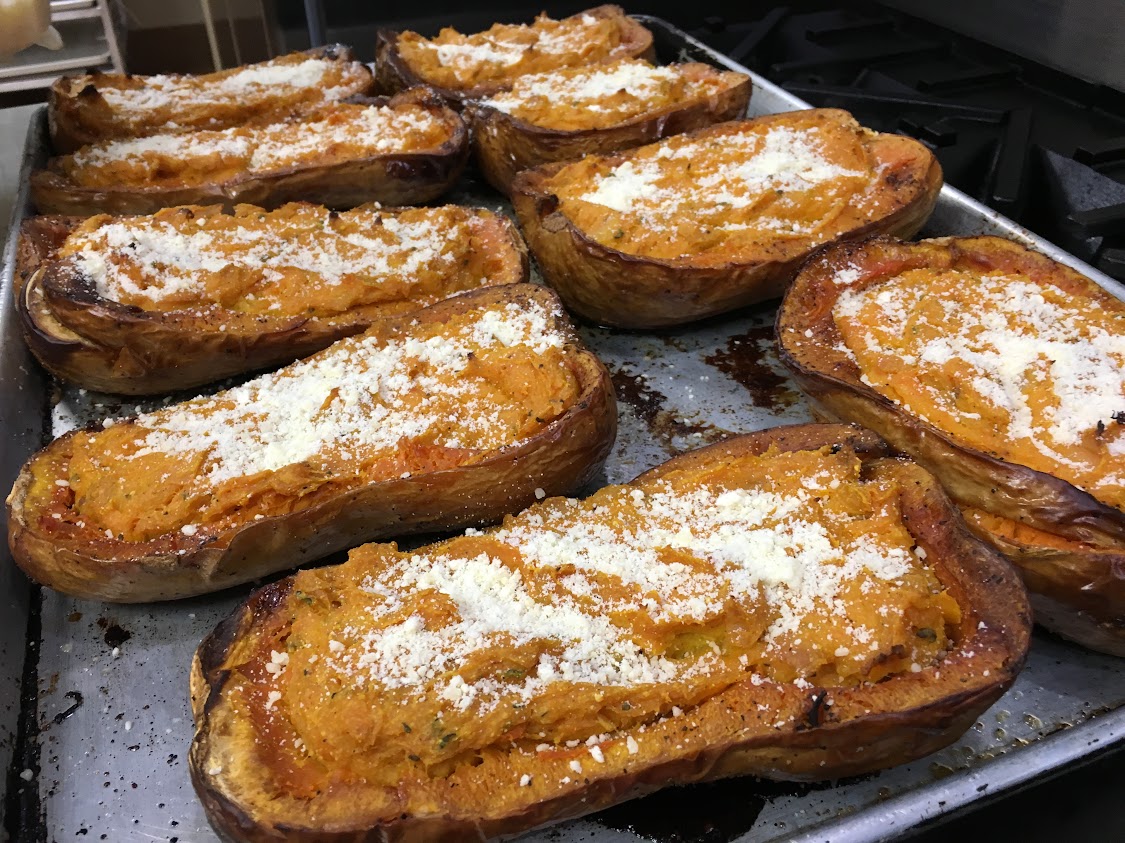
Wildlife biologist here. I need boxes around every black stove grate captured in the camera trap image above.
[689,4,1125,280]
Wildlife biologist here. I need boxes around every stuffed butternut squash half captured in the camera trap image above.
[375,5,655,105]
[511,108,941,329]
[778,236,1125,655]
[48,46,376,153]
[6,285,616,602]
[467,58,751,194]
[15,202,528,394]
[189,423,1030,842]
[31,88,468,216]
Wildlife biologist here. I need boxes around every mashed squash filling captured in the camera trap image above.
[480,59,739,132]
[832,266,1125,510]
[546,111,891,265]
[398,11,631,91]
[229,443,959,793]
[45,301,580,542]
[82,52,370,132]
[60,101,451,191]
[57,204,514,318]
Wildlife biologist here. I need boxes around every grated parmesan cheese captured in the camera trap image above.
[324,475,921,718]
[98,57,334,115]
[580,125,864,214]
[834,269,1125,499]
[479,59,704,129]
[63,206,475,308]
[67,103,444,187]
[104,301,565,503]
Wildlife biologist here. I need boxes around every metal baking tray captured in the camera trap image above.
[2,15,1125,842]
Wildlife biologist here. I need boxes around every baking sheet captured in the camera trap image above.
[2,16,1125,842]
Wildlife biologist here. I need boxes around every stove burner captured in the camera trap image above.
[690,5,1125,281]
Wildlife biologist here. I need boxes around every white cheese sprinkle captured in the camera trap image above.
[325,479,918,718]
[120,302,563,493]
[68,208,470,306]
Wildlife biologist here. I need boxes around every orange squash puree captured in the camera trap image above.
[480,59,744,132]
[396,10,631,91]
[221,443,958,792]
[47,301,579,542]
[70,51,371,136]
[55,204,518,318]
[832,266,1125,511]
[59,102,452,191]
[546,111,893,266]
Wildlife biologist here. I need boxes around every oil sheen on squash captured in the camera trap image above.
[220,442,959,799]
[832,266,1125,511]
[32,300,580,542]
[397,10,631,91]
[544,110,903,266]
[55,203,518,318]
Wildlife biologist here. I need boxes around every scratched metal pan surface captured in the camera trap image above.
[2,15,1125,843]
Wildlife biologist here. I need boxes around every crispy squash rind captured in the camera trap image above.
[465,64,752,195]
[960,511,1125,656]
[374,6,656,106]
[13,209,530,395]
[31,88,470,216]
[48,45,377,154]
[776,235,1125,654]
[188,423,1031,842]
[509,110,943,329]
[5,284,617,603]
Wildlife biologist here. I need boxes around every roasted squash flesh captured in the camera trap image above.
[395,7,643,93]
[49,47,374,150]
[477,58,746,132]
[229,443,957,791]
[777,236,1125,654]
[52,100,455,192]
[190,425,1030,839]
[27,298,580,545]
[540,109,924,267]
[47,203,522,320]
[832,264,1125,511]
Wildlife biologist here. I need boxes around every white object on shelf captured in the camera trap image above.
[0,0,124,94]
[0,0,62,55]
